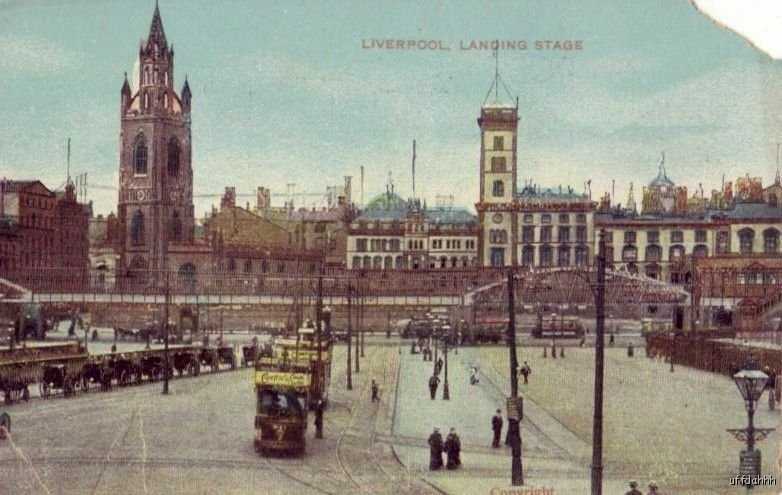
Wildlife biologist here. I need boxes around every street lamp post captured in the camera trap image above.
[442,336,450,400]
[728,362,775,491]
[163,271,171,395]
[591,230,607,495]
[346,286,353,390]
[506,269,523,486]
[669,332,675,372]
[354,279,360,374]
[315,272,325,439]
[359,279,365,358]
[433,334,438,372]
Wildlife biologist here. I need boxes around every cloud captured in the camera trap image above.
[0,35,79,74]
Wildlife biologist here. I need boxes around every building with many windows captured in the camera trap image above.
[515,185,596,268]
[0,179,90,283]
[346,192,478,270]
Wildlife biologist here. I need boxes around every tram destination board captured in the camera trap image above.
[255,371,311,388]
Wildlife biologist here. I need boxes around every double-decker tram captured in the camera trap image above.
[272,327,332,408]
[253,356,311,456]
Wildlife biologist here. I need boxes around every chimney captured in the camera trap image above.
[220,187,236,209]
[257,186,271,209]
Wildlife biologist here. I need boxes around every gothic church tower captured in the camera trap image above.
[118,4,194,276]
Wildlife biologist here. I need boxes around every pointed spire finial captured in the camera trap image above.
[146,0,167,50]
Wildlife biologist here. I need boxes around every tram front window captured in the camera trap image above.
[258,389,305,419]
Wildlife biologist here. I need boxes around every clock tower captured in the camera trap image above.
[117,3,194,277]
[476,102,519,267]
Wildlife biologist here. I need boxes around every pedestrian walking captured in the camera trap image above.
[646,481,659,495]
[491,409,503,448]
[624,480,642,495]
[314,399,324,439]
[428,427,444,470]
[444,427,461,469]
[469,365,480,385]
[436,357,444,375]
[519,361,531,384]
[371,379,379,402]
[609,332,615,346]
[428,374,440,400]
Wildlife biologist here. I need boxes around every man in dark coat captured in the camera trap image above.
[436,357,444,374]
[313,399,324,439]
[624,480,642,495]
[429,374,440,400]
[428,427,444,470]
[519,361,531,384]
[491,409,503,448]
[444,427,461,469]
[371,379,379,402]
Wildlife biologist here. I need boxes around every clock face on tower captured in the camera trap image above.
[492,213,503,224]
[136,189,146,201]
[169,190,180,201]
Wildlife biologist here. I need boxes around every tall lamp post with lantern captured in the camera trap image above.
[727,361,775,491]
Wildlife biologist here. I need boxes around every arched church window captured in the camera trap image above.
[144,67,150,84]
[133,136,148,175]
[167,138,180,176]
[153,69,158,84]
[131,211,144,245]
[170,211,182,241]
[492,180,504,197]
[163,92,168,109]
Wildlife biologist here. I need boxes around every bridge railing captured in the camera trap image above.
[1,267,509,299]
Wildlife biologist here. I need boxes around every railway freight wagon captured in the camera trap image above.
[460,318,507,345]
[532,314,585,339]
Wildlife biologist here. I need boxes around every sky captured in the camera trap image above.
[1,0,781,218]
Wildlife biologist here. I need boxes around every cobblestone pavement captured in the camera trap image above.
[0,338,441,495]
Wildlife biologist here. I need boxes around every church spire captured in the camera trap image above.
[146,1,168,52]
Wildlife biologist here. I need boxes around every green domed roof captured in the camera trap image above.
[364,192,407,211]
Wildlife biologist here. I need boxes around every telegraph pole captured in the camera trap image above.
[163,270,170,395]
[354,280,360,373]
[347,286,353,390]
[591,230,606,495]
[507,270,523,485]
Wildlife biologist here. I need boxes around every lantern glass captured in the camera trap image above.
[733,369,769,402]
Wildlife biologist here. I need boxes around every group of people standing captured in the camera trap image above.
[428,427,461,470]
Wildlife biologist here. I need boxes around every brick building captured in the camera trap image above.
[108,5,325,292]
[0,180,90,284]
